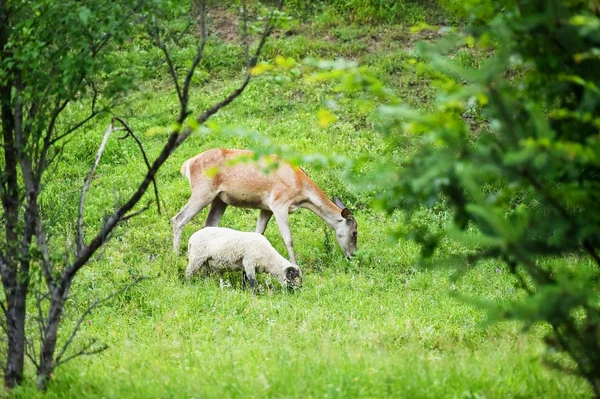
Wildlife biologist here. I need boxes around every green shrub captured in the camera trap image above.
[363,0,600,394]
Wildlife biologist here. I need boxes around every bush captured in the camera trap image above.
[343,0,600,394]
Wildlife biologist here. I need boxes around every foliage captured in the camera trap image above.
[334,0,600,395]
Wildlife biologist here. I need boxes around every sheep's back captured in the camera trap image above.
[188,227,273,270]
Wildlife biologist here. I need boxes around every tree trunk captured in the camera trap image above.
[4,289,26,388]
[36,283,70,391]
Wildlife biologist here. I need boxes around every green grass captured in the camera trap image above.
[9,5,593,399]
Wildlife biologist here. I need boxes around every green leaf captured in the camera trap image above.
[78,6,91,25]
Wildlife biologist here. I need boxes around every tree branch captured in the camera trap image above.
[36,221,54,289]
[91,0,146,57]
[180,0,208,113]
[56,339,108,367]
[55,276,147,365]
[113,117,162,214]
[176,0,284,146]
[121,201,151,222]
[77,122,115,256]
[60,0,283,297]
[147,22,183,105]
[48,86,102,147]
[25,338,40,370]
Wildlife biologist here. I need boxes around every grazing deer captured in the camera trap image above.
[172,148,357,264]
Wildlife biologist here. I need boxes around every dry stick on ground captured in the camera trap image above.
[34,1,285,390]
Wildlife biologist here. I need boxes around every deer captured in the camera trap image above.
[171,148,358,264]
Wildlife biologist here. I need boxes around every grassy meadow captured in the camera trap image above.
[10,3,592,398]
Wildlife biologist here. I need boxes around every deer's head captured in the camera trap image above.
[333,197,357,259]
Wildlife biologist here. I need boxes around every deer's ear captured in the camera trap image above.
[341,208,353,220]
[333,197,346,209]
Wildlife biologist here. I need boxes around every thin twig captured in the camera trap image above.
[56,338,109,367]
[181,0,208,113]
[113,116,162,214]
[35,293,47,350]
[121,202,152,222]
[76,122,115,255]
[25,338,40,370]
[55,276,148,365]
[147,21,183,104]
[36,221,54,289]
[92,0,146,57]
[49,102,105,146]
[241,0,250,67]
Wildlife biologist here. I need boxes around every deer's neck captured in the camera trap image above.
[301,185,342,231]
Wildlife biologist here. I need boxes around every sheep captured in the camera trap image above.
[186,227,303,292]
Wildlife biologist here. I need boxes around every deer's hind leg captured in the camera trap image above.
[172,187,217,253]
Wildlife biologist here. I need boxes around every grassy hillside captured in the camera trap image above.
[10,3,591,398]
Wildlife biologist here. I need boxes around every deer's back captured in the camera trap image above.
[186,148,306,209]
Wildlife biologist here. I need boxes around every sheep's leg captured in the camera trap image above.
[272,208,297,265]
[255,210,273,234]
[242,270,248,289]
[204,198,228,227]
[172,194,215,253]
[185,256,208,278]
[242,260,257,295]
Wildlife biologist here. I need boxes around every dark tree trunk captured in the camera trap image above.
[36,283,70,391]
[4,289,26,388]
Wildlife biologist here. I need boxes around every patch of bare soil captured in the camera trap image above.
[207,8,240,43]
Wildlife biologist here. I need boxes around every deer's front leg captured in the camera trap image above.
[272,208,297,265]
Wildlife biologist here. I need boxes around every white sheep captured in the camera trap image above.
[186,227,303,292]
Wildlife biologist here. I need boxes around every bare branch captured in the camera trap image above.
[241,0,250,67]
[25,338,40,370]
[48,87,104,147]
[489,85,600,269]
[56,339,109,367]
[55,276,147,365]
[77,122,115,255]
[121,202,152,222]
[181,0,208,112]
[113,117,162,214]
[92,0,146,57]
[35,291,48,343]
[61,0,283,293]
[147,21,183,104]
[176,0,284,146]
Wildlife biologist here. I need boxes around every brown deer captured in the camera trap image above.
[172,148,357,264]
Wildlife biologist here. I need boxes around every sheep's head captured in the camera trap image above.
[284,266,302,289]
